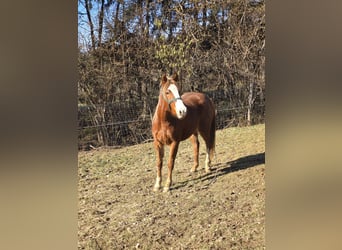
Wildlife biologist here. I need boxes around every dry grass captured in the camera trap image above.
[78,124,265,249]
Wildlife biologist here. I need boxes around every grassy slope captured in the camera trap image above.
[78,124,265,249]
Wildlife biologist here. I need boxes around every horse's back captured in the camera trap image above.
[180,91,214,128]
[181,92,207,106]
[182,92,215,115]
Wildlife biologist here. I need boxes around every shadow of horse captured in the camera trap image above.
[172,152,265,191]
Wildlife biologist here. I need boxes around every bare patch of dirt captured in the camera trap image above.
[78,124,265,249]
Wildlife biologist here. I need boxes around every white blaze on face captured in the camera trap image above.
[167,83,187,119]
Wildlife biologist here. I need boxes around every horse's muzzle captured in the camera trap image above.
[175,100,187,119]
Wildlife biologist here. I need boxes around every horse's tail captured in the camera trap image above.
[209,104,216,160]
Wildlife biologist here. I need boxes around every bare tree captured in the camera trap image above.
[78,0,265,147]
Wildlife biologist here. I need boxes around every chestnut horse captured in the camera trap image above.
[152,73,216,192]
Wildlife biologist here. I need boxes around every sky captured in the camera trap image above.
[78,2,91,47]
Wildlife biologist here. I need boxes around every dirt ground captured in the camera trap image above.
[78,124,265,249]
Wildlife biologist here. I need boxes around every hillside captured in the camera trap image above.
[78,124,265,249]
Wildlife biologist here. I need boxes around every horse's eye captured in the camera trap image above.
[166,90,170,95]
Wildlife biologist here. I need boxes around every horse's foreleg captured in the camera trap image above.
[190,134,199,173]
[164,141,179,192]
[154,142,164,191]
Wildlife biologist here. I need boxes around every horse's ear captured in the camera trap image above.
[171,72,179,81]
[161,74,167,84]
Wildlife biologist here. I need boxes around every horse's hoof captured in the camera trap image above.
[153,186,160,192]
[189,169,197,175]
[205,168,211,173]
[163,187,170,193]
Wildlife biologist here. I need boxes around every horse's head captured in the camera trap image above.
[160,73,187,119]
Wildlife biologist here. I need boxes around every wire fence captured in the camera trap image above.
[78,97,265,150]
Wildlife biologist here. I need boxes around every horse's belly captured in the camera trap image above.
[179,130,196,141]
[153,121,197,144]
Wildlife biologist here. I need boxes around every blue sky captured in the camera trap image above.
[78,1,102,48]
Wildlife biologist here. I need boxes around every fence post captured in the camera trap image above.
[247,81,254,126]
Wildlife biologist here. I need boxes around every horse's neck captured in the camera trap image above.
[156,95,170,121]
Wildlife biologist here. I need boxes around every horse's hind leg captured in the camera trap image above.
[190,134,199,173]
[200,114,215,173]
[204,147,212,173]
[199,131,215,173]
